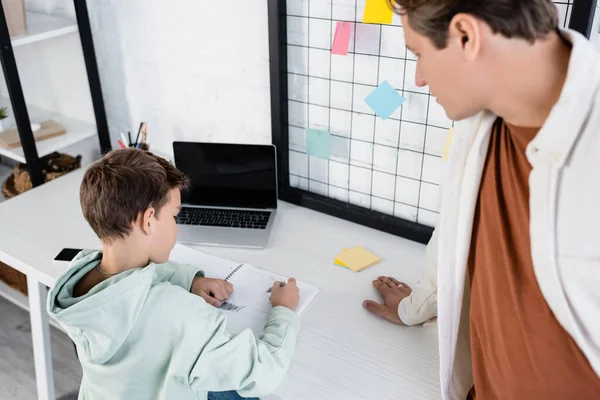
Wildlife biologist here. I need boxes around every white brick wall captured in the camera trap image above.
[17,0,272,159]
[87,0,272,157]
[9,0,600,162]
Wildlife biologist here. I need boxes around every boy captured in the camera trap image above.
[47,149,301,400]
[363,0,600,399]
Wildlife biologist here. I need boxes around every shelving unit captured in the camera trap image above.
[11,12,78,48]
[0,278,28,310]
[0,98,96,164]
[0,11,95,167]
[0,0,111,187]
[0,0,111,325]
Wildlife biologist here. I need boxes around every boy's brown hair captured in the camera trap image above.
[387,0,559,49]
[80,149,189,243]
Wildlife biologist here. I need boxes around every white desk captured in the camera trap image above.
[0,169,440,400]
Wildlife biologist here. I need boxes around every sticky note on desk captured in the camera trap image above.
[306,128,331,159]
[332,21,351,55]
[335,246,380,272]
[363,0,393,25]
[364,81,405,120]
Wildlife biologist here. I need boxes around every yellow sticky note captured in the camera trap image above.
[334,248,350,267]
[334,259,348,267]
[335,246,380,272]
[442,127,454,161]
[363,0,393,25]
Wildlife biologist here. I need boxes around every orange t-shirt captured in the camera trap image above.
[467,119,600,399]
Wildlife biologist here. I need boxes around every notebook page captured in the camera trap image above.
[220,265,319,335]
[169,243,240,280]
[168,244,319,335]
[227,264,319,315]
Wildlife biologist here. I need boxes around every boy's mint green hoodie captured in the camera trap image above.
[47,250,301,399]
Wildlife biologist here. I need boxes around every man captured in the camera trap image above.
[362,1,600,399]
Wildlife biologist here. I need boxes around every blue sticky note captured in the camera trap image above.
[306,129,331,159]
[364,81,406,120]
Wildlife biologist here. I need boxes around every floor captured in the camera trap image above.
[0,295,82,400]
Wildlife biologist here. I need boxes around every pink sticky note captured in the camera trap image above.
[331,21,351,55]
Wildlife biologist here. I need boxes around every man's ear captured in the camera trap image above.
[448,13,481,62]
[141,207,156,236]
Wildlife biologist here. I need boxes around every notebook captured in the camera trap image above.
[168,244,319,335]
[334,246,380,272]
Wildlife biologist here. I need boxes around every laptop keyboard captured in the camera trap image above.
[176,208,271,229]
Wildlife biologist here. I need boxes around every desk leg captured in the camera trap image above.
[27,278,56,400]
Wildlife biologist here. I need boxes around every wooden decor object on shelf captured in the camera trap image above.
[0,120,65,149]
[1,0,26,36]
[1,151,81,199]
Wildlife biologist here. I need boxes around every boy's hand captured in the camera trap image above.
[363,276,412,325]
[270,278,300,310]
[191,277,234,308]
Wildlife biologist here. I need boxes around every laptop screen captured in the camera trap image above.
[173,142,277,209]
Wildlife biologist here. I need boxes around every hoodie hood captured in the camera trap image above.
[47,250,155,364]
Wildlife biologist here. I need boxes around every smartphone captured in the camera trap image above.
[53,248,84,262]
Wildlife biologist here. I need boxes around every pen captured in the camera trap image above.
[127,130,132,147]
[134,122,142,147]
[266,279,289,293]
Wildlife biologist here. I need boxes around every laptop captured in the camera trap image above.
[172,141,278,249]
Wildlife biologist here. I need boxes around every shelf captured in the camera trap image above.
[0,279,65,332]
[0,99,96,164]
[11,12,78,48]
[0,278,28,311]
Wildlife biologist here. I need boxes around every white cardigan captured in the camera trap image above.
[397,29,600,400]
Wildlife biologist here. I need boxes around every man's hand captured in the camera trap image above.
[363,276,412,325]
[191,277,234,308]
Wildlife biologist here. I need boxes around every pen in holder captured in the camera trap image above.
[140,122,149,150]
[123,122,149,150]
